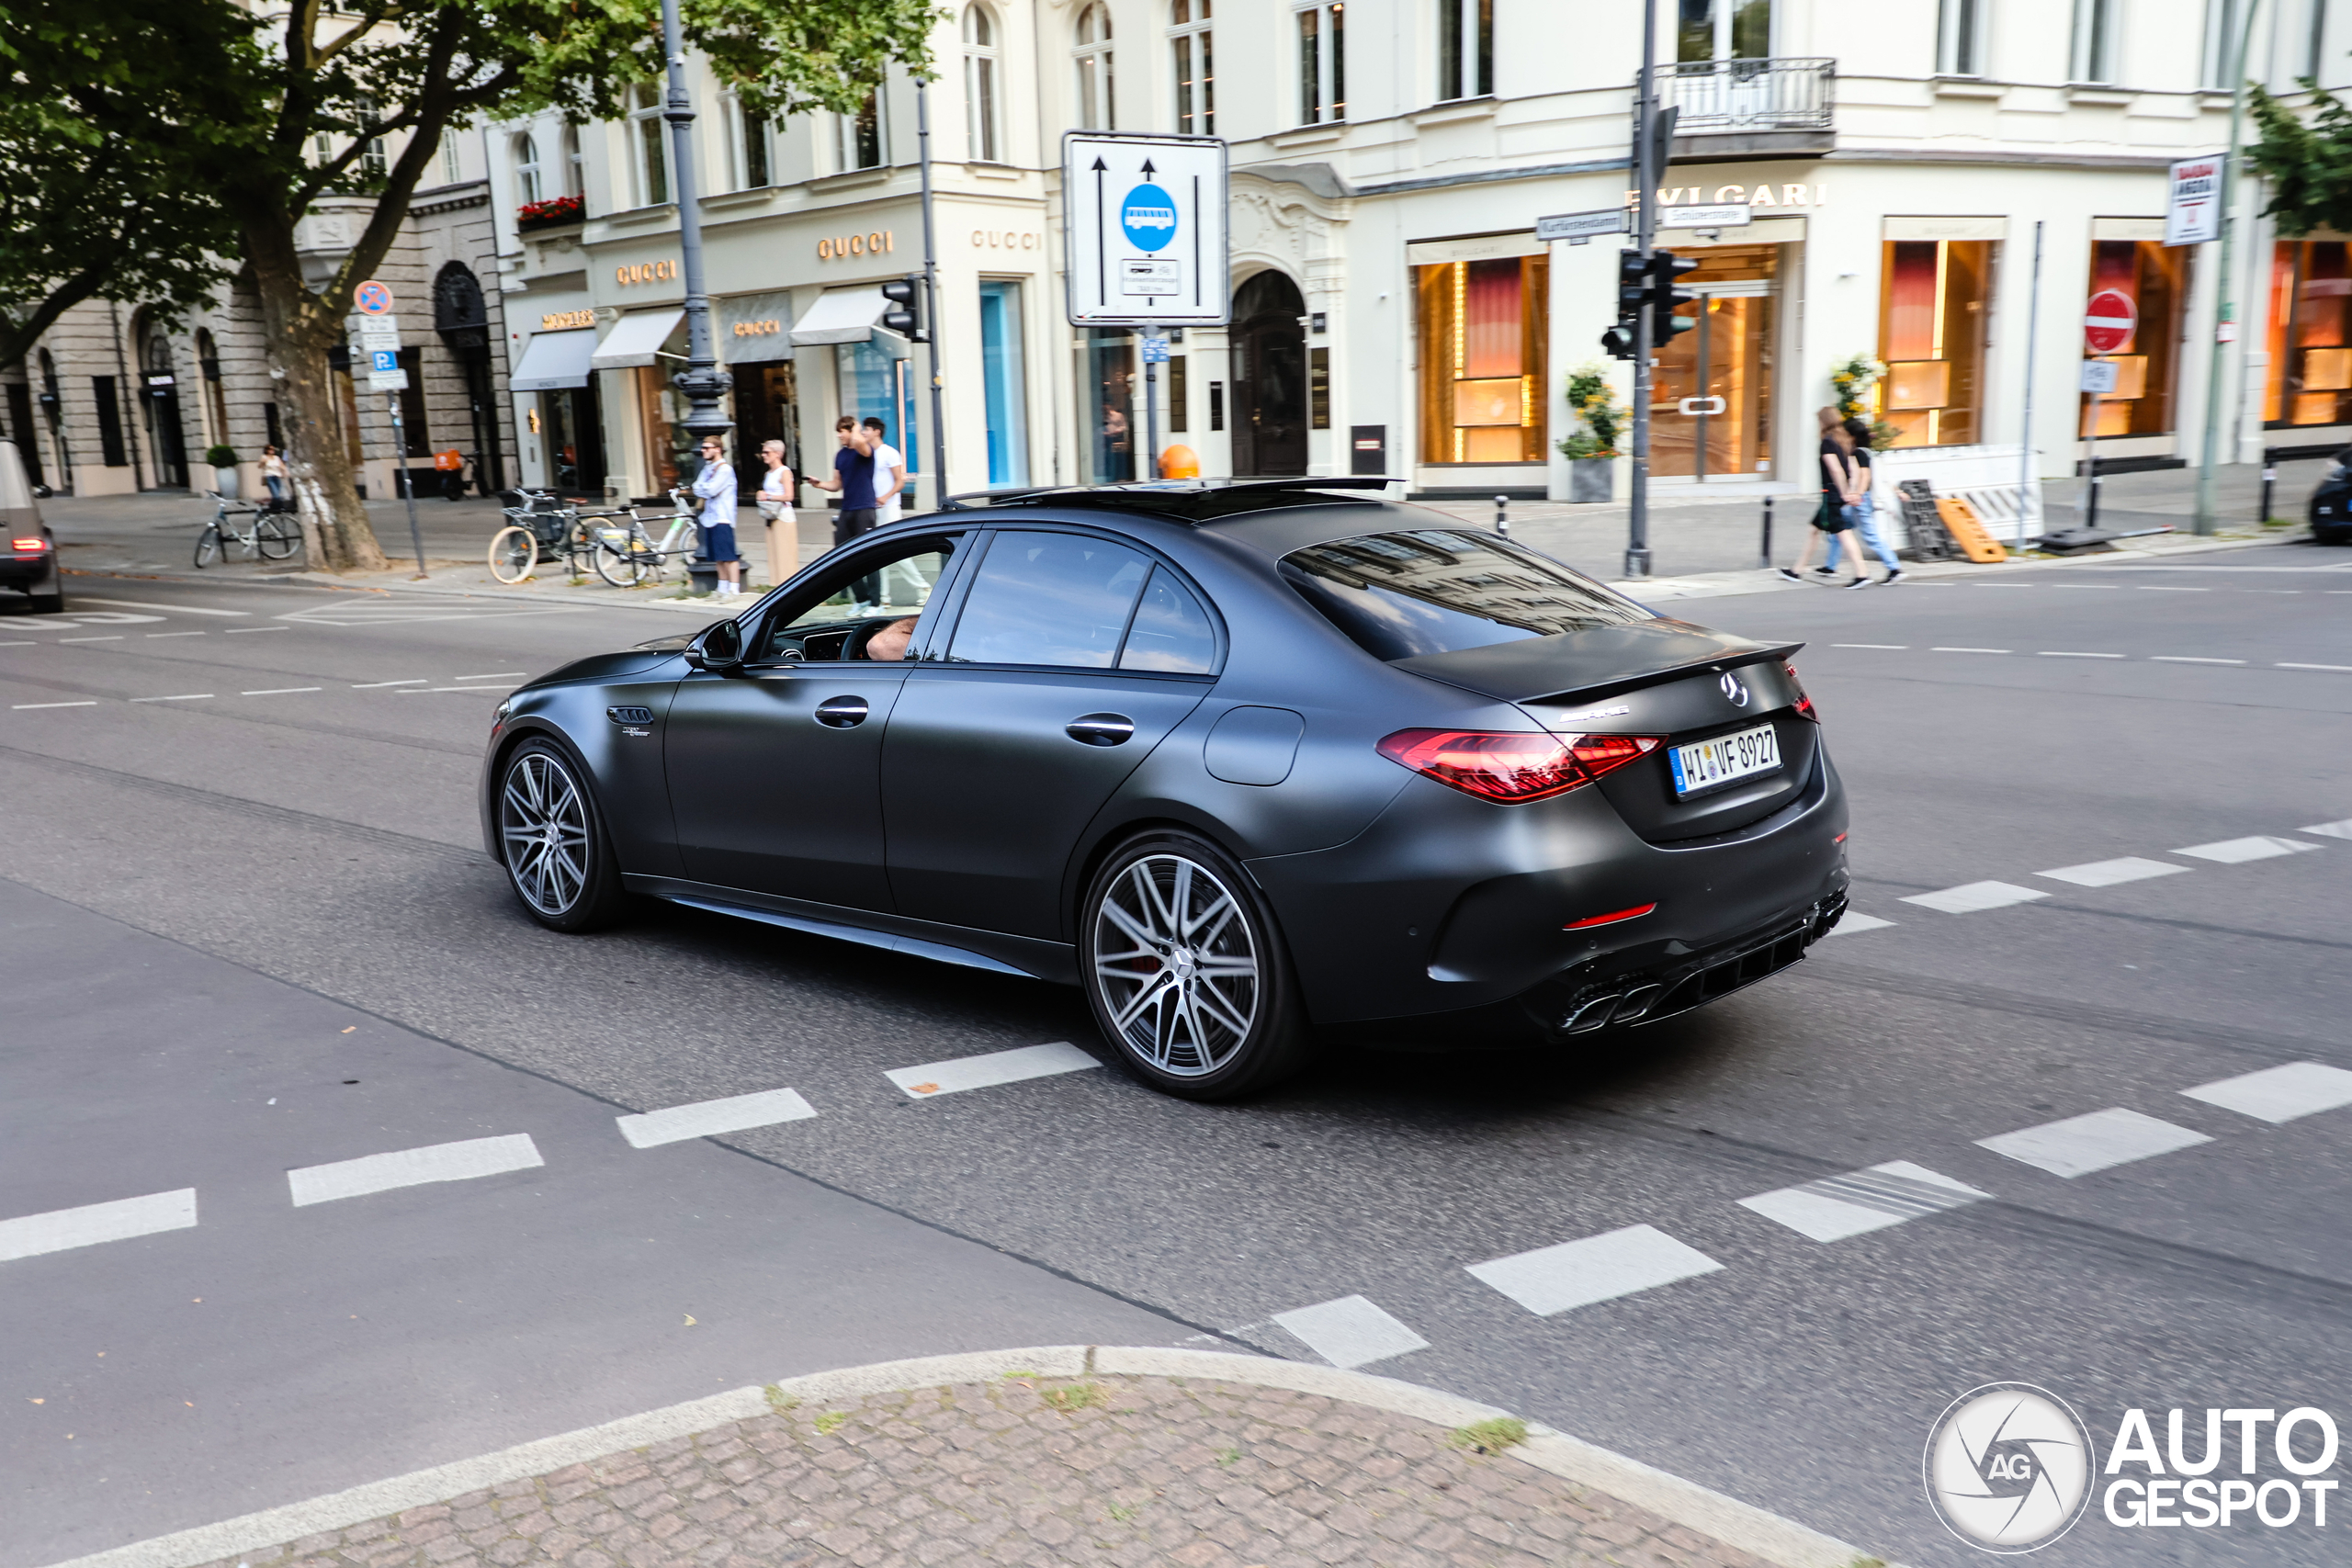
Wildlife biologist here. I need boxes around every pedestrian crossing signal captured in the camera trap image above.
[880,276,924,342]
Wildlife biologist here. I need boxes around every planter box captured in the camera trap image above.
[1569,458,1614,503]
[212,467,241,501]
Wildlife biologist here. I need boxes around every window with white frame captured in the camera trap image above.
[1437,0,1491,100]
[1678,0,1772,62]
[441,134,463,184]
[730,98,770,188]
[1171,0,1213,136]
[1296,3,1344,125]
[561,122,583,196]
[628,84,670,206]
[514,131,544,205]
[355,98,388,180]
[965,5,1003,161]
[837,86,887,170]
[2071,0,2116,83]
[1937,0,1984,75]
[1074,3,1115,130]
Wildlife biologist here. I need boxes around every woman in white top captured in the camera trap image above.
[756,440,796,585]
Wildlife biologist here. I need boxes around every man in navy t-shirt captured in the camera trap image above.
[811,414,878,549]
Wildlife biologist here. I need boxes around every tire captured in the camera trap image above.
[255,515,300,560]
[28,592,63,615]
[593,535,646,588]
[1080,830,1312,1100]
[489,525,538,583]
[194,526,221,568]
[495,739,630,932]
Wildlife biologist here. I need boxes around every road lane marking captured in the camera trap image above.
[0,640,31,647]
[616,1088,818,1149]
[240,687,322,696]
[1466,1224,1723,1316]
[2182,1063,2352,1125]
[223,626,289,634]
[146,631,206,638]
[2279,663,2352,672]
[1737,1161,1988,1243]
[2137,586,2209,592]
[129,694,214,704]
[2300,818,2352,840]
[398,685,513,694]
[1901,881,2048,914]
[2038,651,2125,659]
[0,1189,198,1263]
[12,701,96,709]
[2151,656,2245,665]
[455,671,527,680]
[75,598,249,616]
[1271,1296,1430,1369]
[2174,835,2320,864]
[352,679,428,688]
[884,1042,1101,1098]
[1832,643,1909,649]
[1930,647,2010,654]
[2036,857,2188,888]
[287,1134,543,1206]
[1975,1108,2212,1179]
[1827,913,1895,934]
[57,636,123,643]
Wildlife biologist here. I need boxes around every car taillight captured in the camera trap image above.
[1783,660,1815,720]
[1377,728,1662,804]
[11,536,48,552]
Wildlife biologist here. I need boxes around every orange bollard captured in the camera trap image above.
[1159,444,1201,479]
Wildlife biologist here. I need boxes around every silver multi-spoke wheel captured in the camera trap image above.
[1091,853,1261,1078]
[500,750,592,916]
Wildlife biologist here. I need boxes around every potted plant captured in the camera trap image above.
[517,194,584,232]
[1557,365,1628,502]
[1829,354,1903,449]
[205,444,241,499]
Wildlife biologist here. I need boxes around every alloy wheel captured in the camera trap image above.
[1091,853,1261,1077]
[500,750,592,915]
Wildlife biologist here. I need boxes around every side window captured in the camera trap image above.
[758,536,958,662]
[948,530,1150,668]
[1119,566,1216,673]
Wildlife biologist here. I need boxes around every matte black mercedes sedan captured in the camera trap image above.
[481,479,1849,1099]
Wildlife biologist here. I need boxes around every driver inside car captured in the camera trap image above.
[863,615,918,661]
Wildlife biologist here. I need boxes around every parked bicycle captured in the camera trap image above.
[587,488,701,588]
[195,492,300,567]
[487,489,588,584]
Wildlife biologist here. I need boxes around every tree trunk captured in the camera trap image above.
[245,220,388,573]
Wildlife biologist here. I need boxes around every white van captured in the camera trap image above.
[1,438,62,613]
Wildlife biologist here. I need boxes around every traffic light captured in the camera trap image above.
[1648,250,1700,347]
[1601,250,1645,360]
[879,275,924,341]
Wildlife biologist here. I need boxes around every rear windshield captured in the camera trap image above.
[1280,530,1652,660]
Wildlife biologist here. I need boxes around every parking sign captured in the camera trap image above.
[1063,132,1229,327]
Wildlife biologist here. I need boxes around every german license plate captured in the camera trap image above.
[1669,723,1781,796]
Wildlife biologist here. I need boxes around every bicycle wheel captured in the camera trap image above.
[194,526,221,568]
[255,515,300,560]
[593,536,646,587]
[488,525,538,583]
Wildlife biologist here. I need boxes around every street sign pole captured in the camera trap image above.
[387,393,425,576]
[2080,289,2137,530]
[2018,220,2043,550]
[1625,0,1660,579]
[915,79,947,502]
[2194,0,2264,536]
[1143,330,1162,479]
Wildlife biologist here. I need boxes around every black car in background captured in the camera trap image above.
[481,479,1848,1099]
[2311,448,2352,544]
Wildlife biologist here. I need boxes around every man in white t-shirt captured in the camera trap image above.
[863,416,907,524]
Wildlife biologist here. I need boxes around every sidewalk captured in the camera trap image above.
[57,1349,1881,1568]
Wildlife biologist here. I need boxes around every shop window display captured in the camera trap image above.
[1876,239,1990,447]
[1413,254,1547,464]
[1650,243,1777,479]
[2076,239,2184,437]
[2265,241,2352,429]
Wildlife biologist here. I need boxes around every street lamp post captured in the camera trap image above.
[659,0,732,447]
[2192,0,2264,536]
[1624,0,1661,579]
[915,79,948,502]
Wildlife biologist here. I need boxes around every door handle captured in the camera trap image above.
[1678,396,1728,416]
[1066,713,1136,747]
[814,695,869,728]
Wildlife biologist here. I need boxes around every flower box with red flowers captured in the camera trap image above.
[517,195,584,231]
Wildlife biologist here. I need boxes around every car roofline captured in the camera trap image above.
[935,476,1403,523]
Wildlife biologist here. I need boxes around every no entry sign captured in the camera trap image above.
[2085,289,2136,354]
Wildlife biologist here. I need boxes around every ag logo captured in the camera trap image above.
[1924,1383,2093,1553]
[1718,671,1749,706]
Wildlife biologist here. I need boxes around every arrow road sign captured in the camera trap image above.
[1063,131,1228,327]
[2085,289,2136,354]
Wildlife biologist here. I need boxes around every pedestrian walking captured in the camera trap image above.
[755,439,796,586]
[811,415,879,547]
[864,416,907,525]
[1779,408,1857,584]
[692,434,743,598]
[1830,417,1903,587]
[260,445,289,511]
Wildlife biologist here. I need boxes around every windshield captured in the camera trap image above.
[1281,530,1652,660]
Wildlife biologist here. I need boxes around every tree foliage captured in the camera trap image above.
[2247,83,2352,239]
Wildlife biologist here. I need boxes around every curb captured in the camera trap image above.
[41,1346,1892,1568]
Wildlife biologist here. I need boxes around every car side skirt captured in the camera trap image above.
[619,874,1079,984]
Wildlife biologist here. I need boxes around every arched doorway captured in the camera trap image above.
[434,263,507,492]
[139,321,189,489]
[1229,270,1307,476]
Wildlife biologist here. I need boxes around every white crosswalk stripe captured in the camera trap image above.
[616,1088,818,1148]
[288,1134,544,1206]
[2036,857,2188,888]
[1826,912,1895,934]
[1975,1108,2211,1179]
[0,1190,198,1263]
[1901,881,2049,914]
[2174,836,2320,864]
[1466,1224,1723,1316]
[2298,818,2352,840]
[2181,1063,2352,1125]
[1270,1295,1430,1369]
[1738,1161,1989,1243]
[885,1042,1101,1099]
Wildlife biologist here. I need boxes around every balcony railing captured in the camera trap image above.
[1649,58,1835,134]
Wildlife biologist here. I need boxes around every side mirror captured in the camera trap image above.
[688,617,746,674]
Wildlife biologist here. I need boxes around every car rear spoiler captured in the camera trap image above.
[1389,621,1803,706]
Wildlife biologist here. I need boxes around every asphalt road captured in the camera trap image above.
[3,541,2348,1566]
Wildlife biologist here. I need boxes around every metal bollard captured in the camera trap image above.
[2085,464,2102,530]
[1759,495,1773,570]
[1494,493,1509,537]
[2260,446,2277,525]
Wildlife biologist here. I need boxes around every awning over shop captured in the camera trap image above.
[790,288,890,346]
[719,291,795,365]
[590,308,685,370]
[507,329,597,392]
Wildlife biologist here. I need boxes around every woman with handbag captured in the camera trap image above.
[1778,408,1857,583]
[755,440,796,587]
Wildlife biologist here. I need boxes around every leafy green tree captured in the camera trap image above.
[0,4,243,376]
[2247,82,2352,238]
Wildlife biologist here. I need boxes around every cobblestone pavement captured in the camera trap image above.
[198,1374,1779,1568]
